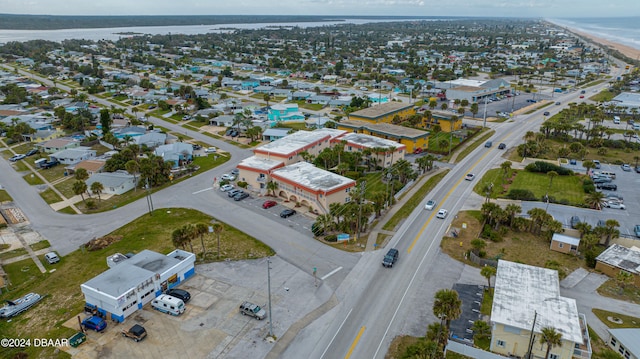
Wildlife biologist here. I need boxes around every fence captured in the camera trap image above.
[469,251,498,268]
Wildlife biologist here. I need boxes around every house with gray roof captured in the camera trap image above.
[154,142,193,168]
[135,132,167,148]
[50,147,96,165]
[607,328,640,359]
[86,171,137,195]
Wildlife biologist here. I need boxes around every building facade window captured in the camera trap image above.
[549,354,558,359]
[496,340,506,348]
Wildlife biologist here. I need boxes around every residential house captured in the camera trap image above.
[337,119,429,153]
[490,260,591,359]
[208,114,236,127]
[607,328,640,359]
[270,161,356,214]
[550,233,580,255]
[50,147,97,165]
[72,159,106,176]
[86,171,137,195]
[348,101,415,124]
[154,142,193,168]
[135,132,167,148]
[267,104,305,123]
[333,132,405,168]
[595,244,640,287]
[262,128,291,142]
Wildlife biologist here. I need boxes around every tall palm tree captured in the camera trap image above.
[194,223,209,259]
[125,160,140,191]
[266,181,279,197]
[171,227,188,250]
[584,191,606,210]
[481,266,497,289]
[603,219,620,247]
[72,180,88,203]
[90,181,104,201]
[212,222,224,259]
[505,204,521,228]
[539,327,563,359]
[432,289,462,346]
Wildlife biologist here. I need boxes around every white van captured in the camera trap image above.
[613,116,620,124]
[151,294,185,316]
[34,158,47,168]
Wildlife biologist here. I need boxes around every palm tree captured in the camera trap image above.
[90,181,104,201]
[584,191,606,210]
[182,224,195,253]
[481,266,497,288]
[266,181,279,197]
[539,327,563,359]
[194,223,209,259]
[125,160,140,191]
[546,170,558,189]
[172,227,188,250]
[505,204,521,228]
[72,180,88,203]
[74,168,89,182]
[471,320,491,343]
[603,219,620,247]
[501,161,512,179]
[212,222,224,259]
[432,289,462,346]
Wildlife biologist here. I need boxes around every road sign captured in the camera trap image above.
[337,234,349,242]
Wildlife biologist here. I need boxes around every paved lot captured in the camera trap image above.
[63,257,332,359]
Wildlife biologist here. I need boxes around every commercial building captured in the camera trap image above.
[348,101,415,124]
[337,119,429,153]
[595,244,640,287]
[333,132,406,168]
[490,260,591,359]
[80,249,195,323]
[423,110,463,133]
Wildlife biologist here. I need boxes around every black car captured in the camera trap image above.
[382,248,399,268]
[597,183,617,191]
[592,177,612,184]
[25,148,39,156]
[40,160,59,169]
[570,216,581,229]
[280,209,296,218]
[543,111,550,116]
[233,191,249,201]
[166,288,191,303]
[569,159,577,165]
[498,143,506,150]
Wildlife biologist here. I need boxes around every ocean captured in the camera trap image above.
[551,17,640,53]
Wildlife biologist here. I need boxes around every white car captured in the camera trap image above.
[605,201,625,210]
[205,147,217,153]
[220,184,234,192]
[436,209,448,219]
[465,173,475,181]
[221,174,236,181]
[424,200,437,211]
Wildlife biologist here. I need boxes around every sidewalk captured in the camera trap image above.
[365,167,447,251]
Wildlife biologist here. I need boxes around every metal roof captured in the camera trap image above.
[271,161,355,193]
[256,128,346,156]
[552,233,580,246]
[609,328,640,356]
[349,101,413,120]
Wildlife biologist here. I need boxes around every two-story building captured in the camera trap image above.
[332,132,405,168]
[337,119,429,153]
[490,260,592,359]
[348,101,415,124]
[267,103,305,123]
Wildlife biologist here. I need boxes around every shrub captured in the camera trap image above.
[325,234,337,242]
[311,222,324,236]
[585,249,598,268]
[237,181,248,188]
[525,161,573,175]
[507,189,537,201]
[583,180,595,194]
[85,199,97,209]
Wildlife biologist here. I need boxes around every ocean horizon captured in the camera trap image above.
[551,16,640,54]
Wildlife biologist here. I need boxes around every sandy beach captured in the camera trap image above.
[551,21,640,61]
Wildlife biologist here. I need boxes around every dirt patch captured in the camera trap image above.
[85,235,123,251]
[386,335,420,359]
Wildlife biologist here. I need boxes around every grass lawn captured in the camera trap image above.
[39,188,63,204]
[386,335,472,359]
[58,206,76,214]
[11,142,35,153]
[427,131,462,153]
[0,189,13,202]
[596,279,640,304]
[0,240,50,261]
[274,122,309,131]
[440,211,584,278]
[23,172,45,185]
[382,170,449,231]
[0,207,273,358]
[592,309,640,328]
[480,288,493,315]
[38,165,67,183]
[53,178,76,199]
[474,168,587,206]
[454,129,495,163]
[12,160,30,172]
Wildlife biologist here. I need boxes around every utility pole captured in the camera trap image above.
[267,258,273,338]
[145,178,154,216]
[482,96,488,128]
[356,181,366,242]
[525,311,538,359]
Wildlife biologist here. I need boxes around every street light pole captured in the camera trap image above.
[482,96,488,128]
[267,258,273,338]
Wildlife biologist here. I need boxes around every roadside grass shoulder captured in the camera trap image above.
[0,189,13,202]
[454,129,495,163]
[39,188,63,204]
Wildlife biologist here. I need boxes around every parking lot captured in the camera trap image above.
[217,187,315,236]
[62,257,331,359]
[522,160,640,238]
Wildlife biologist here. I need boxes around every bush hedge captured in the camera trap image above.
[525,161,573,175]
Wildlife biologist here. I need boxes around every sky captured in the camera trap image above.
[0,0,638,18]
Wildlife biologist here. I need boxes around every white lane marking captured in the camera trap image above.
[321,266,343,281]
[192,187,214,194]
[320,308,353,359]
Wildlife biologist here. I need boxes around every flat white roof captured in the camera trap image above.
[272,161,355,193]
[256,129,346,156]
[552,233,580,247]
[338,132,405,150]
[492,260,583,343]
[596,244,640,274]
[238,155,283,171]
[447,79,486,87]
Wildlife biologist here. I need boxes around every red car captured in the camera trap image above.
[579,95,585,99]
[413,148,423,154]
[262,200,277,209]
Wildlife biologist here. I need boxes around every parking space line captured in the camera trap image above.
[192,187,213,194]
[321,266,343,280]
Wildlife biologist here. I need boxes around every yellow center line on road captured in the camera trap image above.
[344,326,366,359]
[407,131,514,254]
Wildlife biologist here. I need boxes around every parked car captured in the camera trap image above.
[636,166,640,173]
[484,141,492,148]
[413,147,423,155]
[593,160,601,169]
[82,316,107,332]
[596,220,606,228]
[597,183,617,191]
[165,288,191,303]
[621,164,631,172]
[635,225,640,238]
[204,147,217,153]
[192,144,202,150]
[233,192,249,201]
[227,189,243,197]
[498,143,506,150]
[220,184,234,192]
[121,324,147,342]
[580,90,586,94]
[569,159,577,165]
[280,209,296,218]
[231,168,239,176]
[262,200,277,209]
[239,301,266,320]
[221,173,236,181]
[9,154,26,162]
[570,216,581,229]
[40,160,59,169]
[382,248,399,268]
[593,177,612,184]
[604,201,625,210]
[465,173,475,181]
[44,252,60,264]
[25,148,39,156]
[424,200,436,211]
[436,209,448,219]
